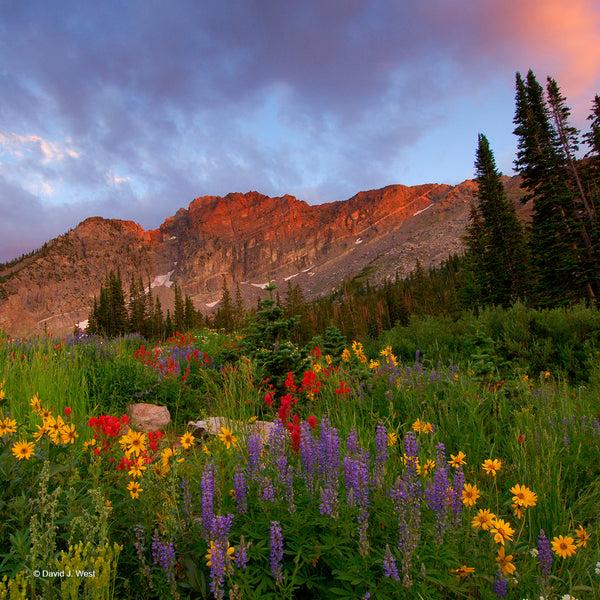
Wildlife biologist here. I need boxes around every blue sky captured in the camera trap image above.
[1,0,599,262]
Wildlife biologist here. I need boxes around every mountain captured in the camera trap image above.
[0,178,527,335]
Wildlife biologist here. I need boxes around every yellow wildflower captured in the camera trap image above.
[0,417,17,437]
[472,509,496,530]
[451,565,475,579]
[574,525,589,548]
[482,458,502,476]
[218,427,238,450]
[448,451,467,468]
[551,535,577,559]
[127,480,142,499]
[490,519,515,545]
[60,423,78,444]
[496,547,516,576]
[12,440,35,460]
[180,431,195,450]
[462,483,480,507]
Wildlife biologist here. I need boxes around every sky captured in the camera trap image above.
[1,0,600,263]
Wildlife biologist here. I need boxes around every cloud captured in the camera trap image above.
[1,0,599,262]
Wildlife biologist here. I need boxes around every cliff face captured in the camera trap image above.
[0,178,523,335]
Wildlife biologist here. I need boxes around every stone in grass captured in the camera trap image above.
[128,403,171,432]
[187,416,276,444]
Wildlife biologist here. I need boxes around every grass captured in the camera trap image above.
[0,318,599,599]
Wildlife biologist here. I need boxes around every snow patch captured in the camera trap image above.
[250,282,270,289]
[284,273,300,281]
[169,236,177,240]
[412,204,433,217]
[206,300,220,308]
[150,270,175,289]
[355,237,363,245]
[76,319,89,330]
[302,266,314,272]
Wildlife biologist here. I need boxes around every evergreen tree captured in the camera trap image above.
[173,284,185,333]
[214,279,235,332]
[465,134,529,305]
[513,70,592,305]
[152,297,164,340]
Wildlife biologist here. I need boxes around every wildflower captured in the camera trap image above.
[551,535,577,559]
[122,430,147,457]
[475,507,498,534]
[29,394,41,413]
[205,540,235,569]
[33,424,48,441]
[64,406,72,417]
[341,348,351,362]
[180,431,195,449]
[496,547,516,576]
[382,545,400,581]
[412,419,423,433]
[421,422,434,434]
[544,371,551,379]
[0,417,17,437]
[512,503,524,520]
[482,458,502,476]
[45,415,65,442]
[462,483,480,507]
[12,440,35,460]
[37,407,52,422]
[510,484,537,508]
[490,519,515,545]
[492,570,508,598]
[128,458,147,478]
[270,521,284,584]
[369,359,380,370]
[60,423,78,444]
[574,525,589,548]
[218,427,237,449]
[127,480,142,499]
[83,438,96,450]
[387,432,397,447]
[449,451,467,467]
[424,458,437,475]
[451,565,475,579]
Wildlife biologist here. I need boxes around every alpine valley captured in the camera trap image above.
[0,177,527,336]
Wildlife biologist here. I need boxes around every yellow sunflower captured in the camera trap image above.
[490,519,515,545]
[482,458,502,477]
[218,427,238,450]
[551,535,577,559]
[12,440,35,461]
[496,547,516,576]
[462,483,480,507]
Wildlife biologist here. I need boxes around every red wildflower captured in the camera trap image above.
[64,406,73,417]
[307,415,317,429]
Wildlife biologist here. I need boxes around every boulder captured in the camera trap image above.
[128,403,171,432]
[187,416,275,444]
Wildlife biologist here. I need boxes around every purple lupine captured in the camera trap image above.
[425,466,450,543]
[208,514,235,600]
[373,422,387,488]
[285,465,296,514]
[318,418,340,518]
[593,418,600,436]
[269,418,288,485]
[537,529,553,596]
[234,535,249,570]
[355,448,371,558]
[234,470,247,514]
[270,521,284,585]
[346,427,360,455]
[262,476,275,502]
[247,432,263,480]
[383,544,400,581]
[300,421,318,495]
[492,570,507,598]
[393,432,423,589]
[201,463,215,539]
[151,530,179,597]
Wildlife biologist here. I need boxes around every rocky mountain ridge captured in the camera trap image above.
[0,177,526,335]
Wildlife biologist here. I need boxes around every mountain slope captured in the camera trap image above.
[0,178,526,335]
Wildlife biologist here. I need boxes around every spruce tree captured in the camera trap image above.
[513,70,592,305]
[466,133,529,305]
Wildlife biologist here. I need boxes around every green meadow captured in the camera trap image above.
[1,303,600,599]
